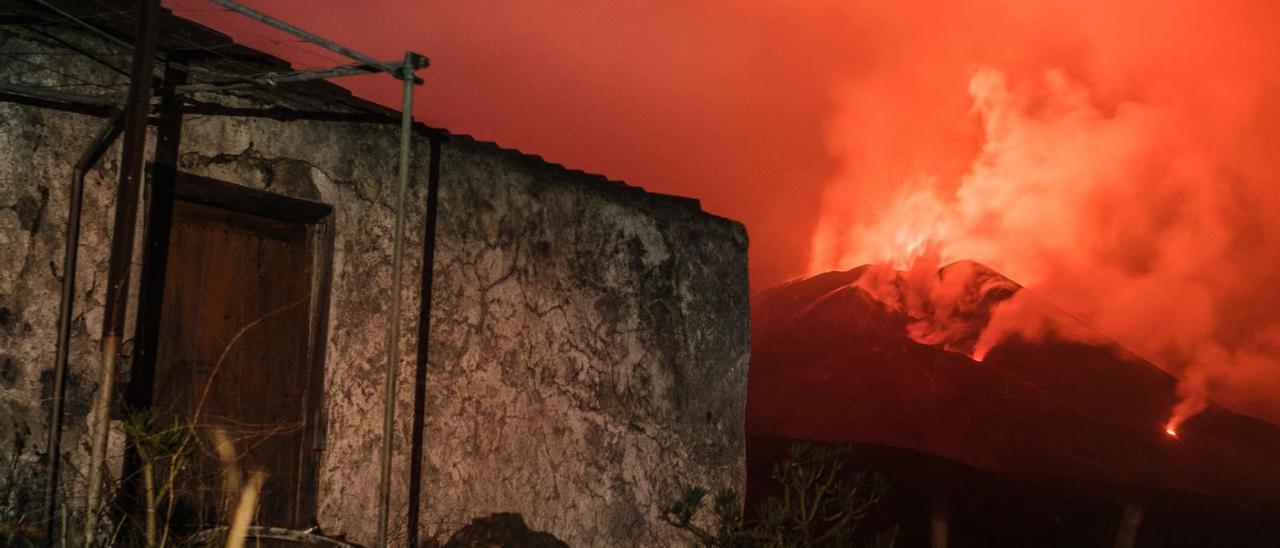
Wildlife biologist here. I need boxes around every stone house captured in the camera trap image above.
[0,3,749,546]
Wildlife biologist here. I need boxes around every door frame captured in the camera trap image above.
[128,170,335,525]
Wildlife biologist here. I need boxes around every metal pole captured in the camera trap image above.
[42,110,124,540]
[209,0,425,82]
[175,62,393,94]
[85,0,161,541]
[113,58,187,525]
[0,82,120,109]
[124,59,186,413]
[377,50,422,548]
[406,135,443,548]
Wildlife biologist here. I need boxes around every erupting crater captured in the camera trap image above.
[748,261,1280,506]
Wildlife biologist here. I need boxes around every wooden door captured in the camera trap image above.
[149,176,331,528]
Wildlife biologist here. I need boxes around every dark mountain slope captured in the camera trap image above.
[748,263,1280,509]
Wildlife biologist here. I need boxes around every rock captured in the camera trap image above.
[442,513,568,548]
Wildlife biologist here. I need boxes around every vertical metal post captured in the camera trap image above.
[42,110,123,540]
[124,59,186,415]
[85,0,162,541]
[112,58,187,524]
[378,51,421,547]
[407,134,443,548]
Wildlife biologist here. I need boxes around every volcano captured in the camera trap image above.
[747,262,1280,545]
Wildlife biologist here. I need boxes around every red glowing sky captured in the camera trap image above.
[169,0,854,290]
[171,1,1280,425]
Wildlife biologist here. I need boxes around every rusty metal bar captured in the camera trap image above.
[125,58,186,415]
[112,58,188,526]
[209,0,426,83]
[84,0,162,540]
[42,108,124,539]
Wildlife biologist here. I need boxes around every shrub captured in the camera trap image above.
[664,444,897,547]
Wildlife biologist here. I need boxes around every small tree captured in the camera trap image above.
[664,444,897,547]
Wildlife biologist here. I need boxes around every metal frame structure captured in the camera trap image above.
[194,4,428,544]
[2,1,431,545]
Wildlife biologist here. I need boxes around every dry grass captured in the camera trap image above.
[222,469,265,548]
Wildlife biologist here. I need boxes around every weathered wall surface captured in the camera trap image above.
[0,101,126,519]
[0,23,137,524]
[1,23,748,547]
[418,136,749,546]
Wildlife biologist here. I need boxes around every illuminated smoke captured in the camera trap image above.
[809,0,1280,427]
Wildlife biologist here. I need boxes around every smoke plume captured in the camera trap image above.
[808,0,1280,428]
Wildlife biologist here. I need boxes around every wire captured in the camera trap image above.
[166,0,354,70]
[2,7,139,27]
[24,24,131,77]
[30,0,222,80]
[0,23,131,84]
[7,0,410,120]
[0,56,115,89]
[0,37,127,90]
[23,0,136,51]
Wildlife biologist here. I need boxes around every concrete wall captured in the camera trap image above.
[1,24,749,547]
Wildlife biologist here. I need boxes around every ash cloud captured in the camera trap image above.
[809,0,1280,427]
